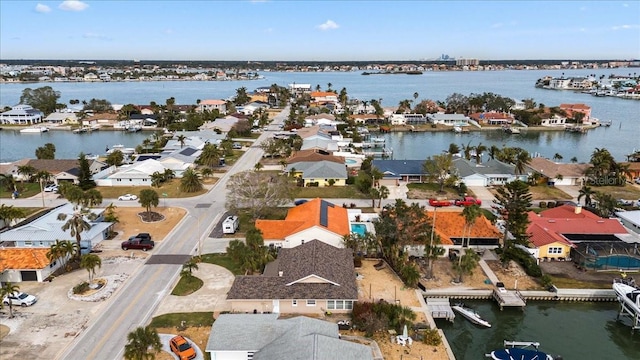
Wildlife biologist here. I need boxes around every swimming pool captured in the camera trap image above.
[346,159,358,165]
[351,223,367,236]
[588,255,640,270]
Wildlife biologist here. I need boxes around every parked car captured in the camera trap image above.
[44,184,58,192]
[496,282,507,293]
[118,194,138,201]
[232,142,243,149]
[121,236,154,251]
[169,335,196,360]
[454,196,482,207]
[3,292,37,307]
[429,198,452,207]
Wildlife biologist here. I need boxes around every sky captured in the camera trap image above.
[0,0,639,61]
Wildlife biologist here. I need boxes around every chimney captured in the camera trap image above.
[575,206,582,214]
[278,271,283,277]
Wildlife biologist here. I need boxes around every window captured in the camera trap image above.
[306,299,316,306]
[292,300,297,307]
[327,300,353,310]
[548,247,563,254]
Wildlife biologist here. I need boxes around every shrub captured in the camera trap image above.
[501,246,542,278]
[73,281,89,294]
[346,176,355,185]
[539,201,547,208]
[422,328,442,346]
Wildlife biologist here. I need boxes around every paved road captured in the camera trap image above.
[55,107,288,360]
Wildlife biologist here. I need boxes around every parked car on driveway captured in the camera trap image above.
[121,236,154,251]
[3,292,37,307]
[170,335,196,360]
[429,198,452,207]
[118,194,138,201]
[454,196,482,207]
[44,184,58,192]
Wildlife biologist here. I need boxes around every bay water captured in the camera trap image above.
[1,70,640,357]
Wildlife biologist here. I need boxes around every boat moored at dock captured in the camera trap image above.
[451,303,491,327]
[486,341,560,360]
[20,126,49,133]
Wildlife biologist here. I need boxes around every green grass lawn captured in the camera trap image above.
[149,312,214,328]
[406,183,470,198]
[200,253,244,275]
[171,275,204,296]
[96,178,207,199]
[522,185,573,200]
[0,182,42,198]
[294,185,368,199]
[593,184,640,200]
[548,276,611,289]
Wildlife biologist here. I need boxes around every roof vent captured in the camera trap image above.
[574,206,582,214]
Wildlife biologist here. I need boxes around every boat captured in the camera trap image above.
[502,125,520,134]
[486,341,560,360]
[127,124,142,132]
[106,144,136,155]
[451,304,491,327]
[453,126,463,133]
[20,126,49,133]
[73,127,87,134]
[613,277,640,315]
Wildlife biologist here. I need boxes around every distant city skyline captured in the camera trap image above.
[1,1,639,61]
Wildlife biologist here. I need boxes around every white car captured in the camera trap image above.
[44,184,58,192]
[118,194,138,201]
[3,292,37,307]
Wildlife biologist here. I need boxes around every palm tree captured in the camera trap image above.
[60,240,80,271]
[61,212,91,259]
[452,249,480,283]
[0,173,17,193]
[0,204,25,229]
[124,326,162,360]
[163,168,175,181]
[139,189,159,216]
[16,165,36,183]
[179,168,203,193]
[254,162,263,171]
[378,185,390,208]
[514,150,531,176]
[475,143,487,164]
[553,153,563,162]
[150,172,165,188]
[46,240,65,270]
[176,134,187,148]
[80,253,102,284]
[577,185,595,207]
[369,187,380,208]
[0,282,21,318]
[457,204,481,282]
[182,257,199,276]
[196,143,222,168]
[488,145,500,160]
[82,189,103,208]
[570,156,578,163]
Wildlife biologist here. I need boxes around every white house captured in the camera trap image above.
[0,105,45,125]
[100,159,168,186]
[389,114,406,125]
[197,99,227,114]
[540,115,567,127]
[427,113,470,126]
[452,158,524,186]
[616,210,640,234]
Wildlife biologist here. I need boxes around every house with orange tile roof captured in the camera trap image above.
[559,103,593,124]
[526,205,630,262]
[310,91,338,103]
[0,248,59,282]
[196,99,227,114]
[255,199,350,248]
[469,111,514,125]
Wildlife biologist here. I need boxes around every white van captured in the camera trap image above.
[222,216,239,234]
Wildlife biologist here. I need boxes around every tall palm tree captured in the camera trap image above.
[80,253,102,284]
[0,282,20,318]
[60,240,80,270]
[488,145,500,160]
[46,240,65,270]
[0,204,25,229]
[577,185,595,206]
[514,150,531,176]
[0,173,17,193]
[179,168,203,193]
[61,212,91,259]
[124,326,162,360]
[176,134,187,148]
[378,185,390,208]
[553,153,563,162]
[150,172,165,188]
[475,143,487,164]
[457,204,481,282]
[182,257,199,276]
[82,189,103,208]
[16,165,36,183]
[196,143,222,168]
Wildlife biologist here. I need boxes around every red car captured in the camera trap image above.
[170,335,196,360]
[429,198,452,207]
[454,196,482,207]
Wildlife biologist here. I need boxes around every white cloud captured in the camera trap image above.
[611,24,640,30]
[59,1,89,12]
[35,3,52,13]
[317,20,339,31]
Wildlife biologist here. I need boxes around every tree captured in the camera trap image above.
[196,143,222,168]
[77,153,96,190]
[369,187,380,208]
[20,86,61,115]
[0,174,17,193]
[179,168,203,193]
[0,282,21,318]
[493,180,533,258]
[138,189,159,215]
[17,165,36,183]
[457,205,481,281]
[35,143,56,159]
[150,172,165,188]
[47,240,65,270]
[80,254,102,284]
[234,87,251,105]
[124,326,162,360]
[0,204,26,229]
[61,211,92,259]
[82,189,103,208]
[378,185,390,208]
[58,183,85,207]
[226,227,273,274]
[423,153,454,193]
[452,249,480,283]
[33,170,52,207]
[553,153,563,162]
[447,143,460,155]
[177,134,187,148]
[105,150,124,167]
[182,257,200,276]
[226,170,295,219]
[570,157,578,163]
[513,149,531,176]
[593,191,617,217]
[475,143,487,164]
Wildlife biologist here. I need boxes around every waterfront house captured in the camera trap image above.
[99,158,168,186]
[311,91,339,104]
[469,111,514,126]
[427,113,470,126]
[286,151,347,187]
[525,157,591,186]
[205,314,373,360]
[27,158,106,185]
[539,114,567,127]
[451,158,524,186]
[45,111,78,125]
[349,114,380,124]
[289,83,312,97]
[371,159,428,185]
[559,103,593,124]
[303,113,336,127]
[198,115,241,133]
[526,205,629,262]
[0,248,60,283]
[255,198,350,249]
[0,105,44,125]
[226,240,359,315]
[615,210,640,235]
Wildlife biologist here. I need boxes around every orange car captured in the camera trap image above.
[169,335,196,360]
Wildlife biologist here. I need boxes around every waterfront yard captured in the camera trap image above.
[0,182,41,198]
[406,183,469,199]
[593,184,640,201]
[525,184,573,200]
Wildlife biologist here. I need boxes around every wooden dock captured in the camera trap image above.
[493,289,526,310]
[426,298,455,322]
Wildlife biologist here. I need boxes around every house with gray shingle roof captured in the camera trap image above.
[226,240,358,315]
[287,159,347,187]
[372,159,428,185]
[205,314,373,360]
[451,158,526,186]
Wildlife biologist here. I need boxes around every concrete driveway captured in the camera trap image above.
[159,333,204,360]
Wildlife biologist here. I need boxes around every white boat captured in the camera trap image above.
[453,126,463,133]
[486,341,557,360]
[106,144,136,155]
[451,304,491,328]
[613,278,640,315]
[20,126,49,133]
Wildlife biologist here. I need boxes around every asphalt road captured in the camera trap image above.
[54,107,288,360]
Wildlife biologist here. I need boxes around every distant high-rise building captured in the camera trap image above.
[456,58,479,66]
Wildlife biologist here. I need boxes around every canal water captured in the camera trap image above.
[439,300,640,359]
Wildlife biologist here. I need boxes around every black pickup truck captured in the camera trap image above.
[121,233,154,251]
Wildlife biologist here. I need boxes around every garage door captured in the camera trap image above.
[21,271,38,281]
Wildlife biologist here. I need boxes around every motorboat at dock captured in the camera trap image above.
[613,277,640,330]
[451,303,491,328]
[486,341,561,360]
[20,126,49,133]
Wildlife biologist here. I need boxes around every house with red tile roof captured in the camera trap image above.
[526,205,629,261]
[469,111,514,125]
[0,248,58,282]
[196,99,227,114]
[255,198,350,249]
[559,103,593,124]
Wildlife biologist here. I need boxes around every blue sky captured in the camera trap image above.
[1,1,638,61]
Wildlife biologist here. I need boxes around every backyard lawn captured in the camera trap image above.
[294,185,369,199]
[406,183,469,199]
[0,182,41,198]
[96,178,208,199]
[594,184,640,200]
[526,185,573,200]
